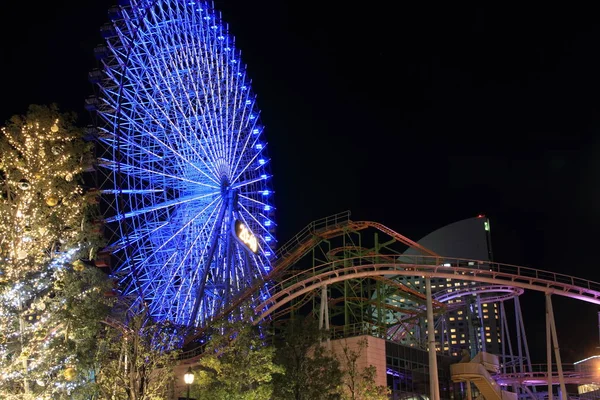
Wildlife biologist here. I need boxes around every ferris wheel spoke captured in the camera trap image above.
[134,45,221,169]
[238,193,272,210]
[105,191,219,222]
[128,196,223,278]
[100,158,218,189]
[121,40,222,175]
[230,146,266,186]
[237,202,273,238]
[114,73,222,182]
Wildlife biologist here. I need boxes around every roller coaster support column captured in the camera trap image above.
[466,381,473,400]
[426,277,440,400]
[546,303,552,400]
[546,293,567,400]
[320,284,330,348]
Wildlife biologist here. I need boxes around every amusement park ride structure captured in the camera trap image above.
[85,2,600,398]
[208,210,600,400]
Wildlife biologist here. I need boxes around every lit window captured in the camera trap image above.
[484,315,488,319]
[451,334,457,339]
[461,334,465,338]
[458,317,463,320]
[485,333,490,337]
[485,327,490,331]
[460,340,466,344]
[457,311,463,315]
[483,303,488,307]
[486,338,492,343]
[450,329,456,333]
[451,340,457,344]
[449,317,455,321]
[483,309,488,313]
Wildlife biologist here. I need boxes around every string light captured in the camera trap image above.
[0,105,108,397]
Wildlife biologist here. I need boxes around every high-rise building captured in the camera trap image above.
[393,216,502,357]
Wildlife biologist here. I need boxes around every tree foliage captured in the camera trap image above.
[0,105,103,280]
[272,317,343,400]
[0,104,111,399]
[93,305,182,400]
[339,338,390,400]
[190,310,283,400]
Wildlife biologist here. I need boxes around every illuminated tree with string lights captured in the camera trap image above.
[0,104,111,399]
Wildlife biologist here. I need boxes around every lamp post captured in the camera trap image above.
[184,367,194,400]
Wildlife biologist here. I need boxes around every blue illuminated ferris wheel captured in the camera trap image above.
[90,0,275,327]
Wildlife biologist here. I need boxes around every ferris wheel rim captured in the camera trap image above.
[93,0,276,327]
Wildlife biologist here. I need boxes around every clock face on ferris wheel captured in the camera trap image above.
[93,0,275,327]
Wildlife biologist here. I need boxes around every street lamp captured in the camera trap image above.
[184,367,194,400]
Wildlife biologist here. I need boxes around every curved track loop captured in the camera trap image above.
[434,284,524,304]
[254,256,600,321]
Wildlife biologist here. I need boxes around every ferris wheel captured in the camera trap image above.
[89,0,275,327]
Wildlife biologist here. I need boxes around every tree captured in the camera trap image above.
[0,104,110,399]
[272,317,343,400]
[191,309,283,400]
[93,305,182,400]
[0,104,102,280]
[339,338,390,400]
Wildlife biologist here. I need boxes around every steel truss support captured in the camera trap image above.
[426,277,440,400]
[545,293,567,400]
[319,284,330,348]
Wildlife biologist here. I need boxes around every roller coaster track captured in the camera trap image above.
[495,368,600,386]
[184,212,438,344]
[254,255,600,321]
[434,284,524,304]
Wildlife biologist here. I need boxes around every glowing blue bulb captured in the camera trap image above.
[265,251,271,256]
[258,159,265,165]
[265,220,271,226]
[252,129,259,134]
[231,59,237,64]
[255,144,263,150]
[241,85,247,90]
[211,25,218,30]
[265,236,272,242]
[264,205,271,211]
[262,190,270,196]
[245,100,252,105]
[261,174,267,180]
[203,16,211,20]
[249,114,255,120]
[218,36,224,40]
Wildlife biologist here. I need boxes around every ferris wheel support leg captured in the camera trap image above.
[546,293,567,400]
[189,200,228,325]
[426,277,440,400]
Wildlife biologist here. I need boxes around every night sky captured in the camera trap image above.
[1,2,599,362]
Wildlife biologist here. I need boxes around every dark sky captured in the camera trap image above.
[1,2,600,362]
